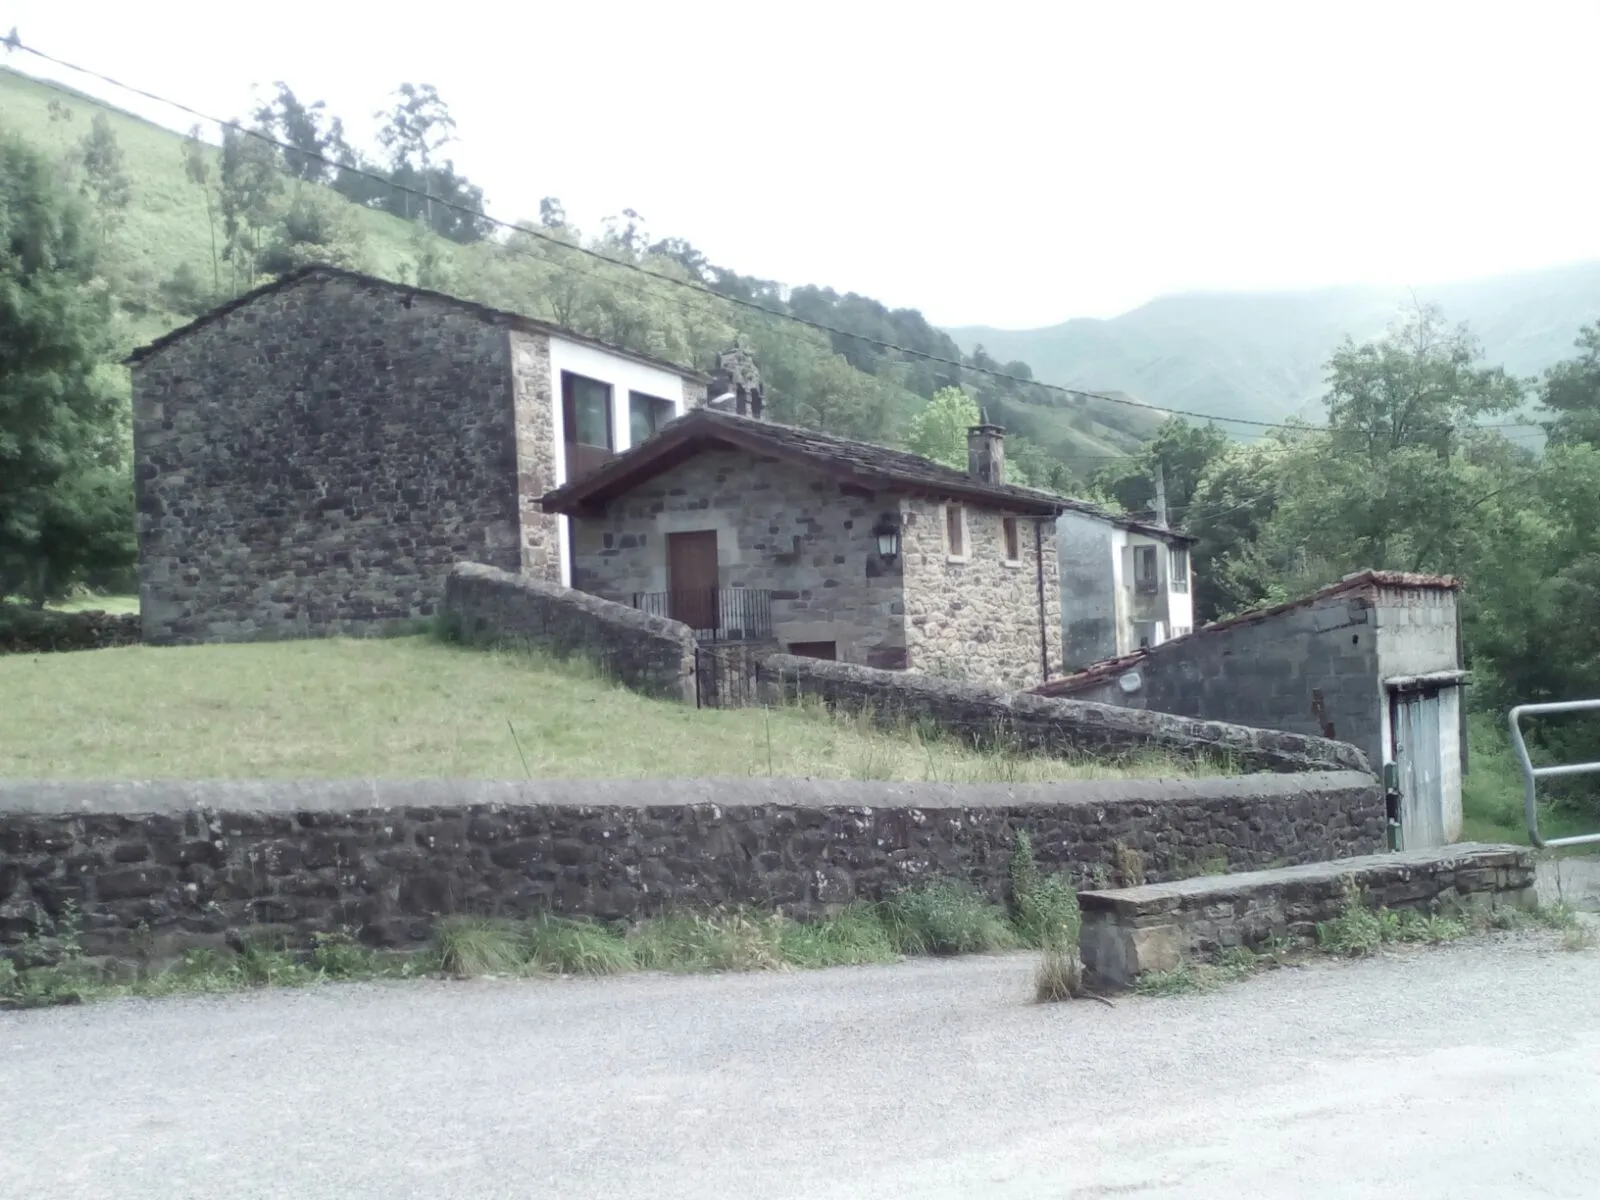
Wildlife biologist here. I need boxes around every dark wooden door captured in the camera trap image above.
[667,531,719,631]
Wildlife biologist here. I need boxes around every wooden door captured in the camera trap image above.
[1391,690,1446,850]
[667,531,719,632]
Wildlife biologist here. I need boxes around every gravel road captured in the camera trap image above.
[3,934,1598,1199]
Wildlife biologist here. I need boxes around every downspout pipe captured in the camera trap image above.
[1034,518,1050,683]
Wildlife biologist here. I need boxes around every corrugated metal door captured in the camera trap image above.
[1392,690,1446,849]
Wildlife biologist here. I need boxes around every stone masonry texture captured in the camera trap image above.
[758,655,1375,776]
[900,498,1062,688]
[0,773,1383,960]
[1077,843,1534,986]
[509,330,563,583]
[568,448,907,666]
[132,272,525,643]
[444,563,696,703]
[565,444,1061,686]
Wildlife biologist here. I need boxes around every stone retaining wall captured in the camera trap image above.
[0,773,1383,960]
[757,655,1373,776]
[444,563,696,703]
[0,606,143,655]
[1078,843,1535,986]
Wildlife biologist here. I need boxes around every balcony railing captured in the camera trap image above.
[632,588,773,642]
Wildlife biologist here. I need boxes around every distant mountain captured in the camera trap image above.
[947,263,1600,427]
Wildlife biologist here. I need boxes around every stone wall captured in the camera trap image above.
[900,499,1061,689]
[0,772,1383,959]
[444,563,695,703]
[758,654,1374,775]
[0,606,142,655]
[1078,843,1534,986]
[132,272,523,643]
[568,447,908,667]
[509,330,562,584]
[1058,588,1387,771]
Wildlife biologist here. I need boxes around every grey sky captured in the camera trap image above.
[5,0,1597,328]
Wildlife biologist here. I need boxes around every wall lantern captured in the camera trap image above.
[873,516,902,563]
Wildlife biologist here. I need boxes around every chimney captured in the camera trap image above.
[967,411,1006,484]
[708,341,764,419]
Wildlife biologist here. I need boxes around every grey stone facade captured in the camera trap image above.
[758,655,1374,775]
[445,563,696,703]
[569,448,910,668]
[901,498,1062,686]
[1079,843,1534,986]
[128,267,704,644]
[0,772,1383,959]
[566,449,1062,687]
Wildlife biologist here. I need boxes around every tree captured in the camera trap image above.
[181,125,220,295]
[1540,323,1600,447]
[217,125,283,291]
[1241,305,1526,596]
[1090,417,1230,523]
[251,82,348,183]
[74,113,131,245]
[376,83,457,227]
[906,386,981,468]
[257,185,367,276]
[0,134,133,605]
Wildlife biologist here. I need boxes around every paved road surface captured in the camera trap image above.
[4,934,1598,1199]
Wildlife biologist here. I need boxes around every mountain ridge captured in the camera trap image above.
[948,261,1600,426]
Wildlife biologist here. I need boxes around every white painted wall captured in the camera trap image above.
[546,336,690,585]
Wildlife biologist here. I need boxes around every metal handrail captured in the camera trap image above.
[1507,699,1600,848]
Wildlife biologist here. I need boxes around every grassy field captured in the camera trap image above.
[0,635,1210,781]
[1460,713,1597,846]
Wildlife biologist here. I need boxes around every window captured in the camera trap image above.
[788,641,837,661]
[1170,546,1190,593]
[562,372,613,449]
[945,505,966,558]
[1002,517,1021,563]
[628,390,675,446]
[1133,544,1160,593]
[562,371,614,482]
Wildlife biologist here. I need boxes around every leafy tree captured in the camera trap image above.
[74,113,131,246]
[906,386,981,468]
[251,82,347,183]
[257,185,367,276]
[1540,323,1600,447]
[217,125,283,291]
[375,84,456,228]
[1091,417,1230,522]
[181,125,221,295]
[0,134,133,605]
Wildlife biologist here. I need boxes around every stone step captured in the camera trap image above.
[1077,843,1536,988]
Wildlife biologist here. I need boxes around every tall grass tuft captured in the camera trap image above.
[432,916,526,977]
[878,881,1018,956]
[522,915,635,976]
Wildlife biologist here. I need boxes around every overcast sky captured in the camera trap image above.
[5,0,1597,328]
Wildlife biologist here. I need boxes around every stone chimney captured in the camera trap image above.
[707,340,764,419]
[967,411,1005,484]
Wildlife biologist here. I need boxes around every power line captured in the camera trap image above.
[2,36,1562,439]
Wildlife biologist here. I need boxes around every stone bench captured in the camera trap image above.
[1078,843,1537,987]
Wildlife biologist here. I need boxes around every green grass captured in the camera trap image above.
[1460,713,1598,846]
[0,635,1215,780]
[4,838,1087,1008]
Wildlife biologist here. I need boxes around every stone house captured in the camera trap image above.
[1034,570,1465,849]
[540,408,1066,689]
[1057,507,1197,670]
[126,266,707,643]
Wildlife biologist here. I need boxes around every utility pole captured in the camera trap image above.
[1153,462,1169,529]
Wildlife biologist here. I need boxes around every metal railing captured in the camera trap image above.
[1508,699,1600,848]
[631,588,773,642]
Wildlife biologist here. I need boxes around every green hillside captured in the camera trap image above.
[950,263,1600,427]
[0,65,1158,473]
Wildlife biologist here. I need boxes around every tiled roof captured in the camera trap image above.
[1032,569,1460,697]
[124,264,709,380]
[541,407,1185,530]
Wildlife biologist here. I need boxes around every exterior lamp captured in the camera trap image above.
[873,517,902,563]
